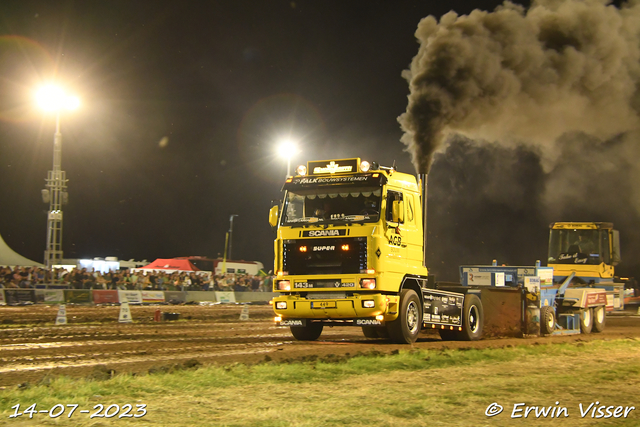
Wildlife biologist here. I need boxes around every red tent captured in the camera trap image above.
[138,258,201,273]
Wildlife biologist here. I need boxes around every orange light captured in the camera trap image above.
[366,269,375,275]
[277,271,284,277]
[372,173,379,177]
[299,246,308,252]
[274,316,282,322]
[278,280,291,291]
[269,300,274,305]
[361,279,376,289]
[341,244,350,251]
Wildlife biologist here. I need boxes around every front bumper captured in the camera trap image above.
[272,293,399,322]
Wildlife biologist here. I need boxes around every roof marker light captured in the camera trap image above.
[296,165,307,176]
[360,161,371,172]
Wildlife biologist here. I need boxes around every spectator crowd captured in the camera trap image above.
[0,266,274,292]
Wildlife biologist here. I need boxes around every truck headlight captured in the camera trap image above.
[360,278,376,289]
[362,300,375,308]
[278,280,291,291]
[275,301,287,310]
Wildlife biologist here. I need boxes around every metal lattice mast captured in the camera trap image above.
[44,112,68,269]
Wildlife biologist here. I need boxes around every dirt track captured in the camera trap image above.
[1,303,640,388]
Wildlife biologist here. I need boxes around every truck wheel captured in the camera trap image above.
[580,308,593,334]
[460,294,483,341]
[540,306,556,335]
[362,326,380,338]
[387,288,422,344]
[290,322,323,341]
[592,306,606,333]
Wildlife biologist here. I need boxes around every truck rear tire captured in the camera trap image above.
[460,294,483,341]
[387,288,422,344]
[580,308,593,334]
[290,322,323,341]
[540,306,556,335]
[592,306,606,333]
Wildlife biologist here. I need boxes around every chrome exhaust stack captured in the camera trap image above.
[419,174,428,269]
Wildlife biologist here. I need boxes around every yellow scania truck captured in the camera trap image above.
[268,158,484,343]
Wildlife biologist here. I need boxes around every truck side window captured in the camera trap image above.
[386,190,404,224]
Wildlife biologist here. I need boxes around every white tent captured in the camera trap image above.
[0,232,43,267]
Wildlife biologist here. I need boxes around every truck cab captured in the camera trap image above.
[547,222,620,283]
[547,221,625,310]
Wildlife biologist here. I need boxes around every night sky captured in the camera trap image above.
[2,0,640,282]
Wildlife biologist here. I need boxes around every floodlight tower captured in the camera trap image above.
[37,85,80,269]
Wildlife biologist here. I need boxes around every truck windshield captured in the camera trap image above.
[548,229,603,265]
[282,187,382,226]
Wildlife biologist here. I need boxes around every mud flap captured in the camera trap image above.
[480,287,523,337]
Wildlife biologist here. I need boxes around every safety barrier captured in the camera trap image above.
[0,289,277,305]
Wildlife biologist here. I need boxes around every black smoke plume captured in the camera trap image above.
[399,0,640,281]
[399,0,640,174]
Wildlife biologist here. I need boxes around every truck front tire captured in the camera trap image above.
[290,322,323,341]
[387,288,422,344]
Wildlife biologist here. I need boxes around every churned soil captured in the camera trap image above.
[1,303,640,388]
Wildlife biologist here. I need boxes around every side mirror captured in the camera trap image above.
[269,205,279,228]
[392,200,404,223]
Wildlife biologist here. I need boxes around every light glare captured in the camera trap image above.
[277,139,298,158]
[65,96,80,110]
[36,85,80,111]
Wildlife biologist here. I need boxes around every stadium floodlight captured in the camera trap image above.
[36,84,80,270]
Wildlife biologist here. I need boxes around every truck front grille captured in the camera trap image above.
[283,237,366,275]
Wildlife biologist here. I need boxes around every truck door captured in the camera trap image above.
[385,190,407,267]
[403,193,422,265]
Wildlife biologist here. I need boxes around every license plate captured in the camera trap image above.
[311,301,337,309]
